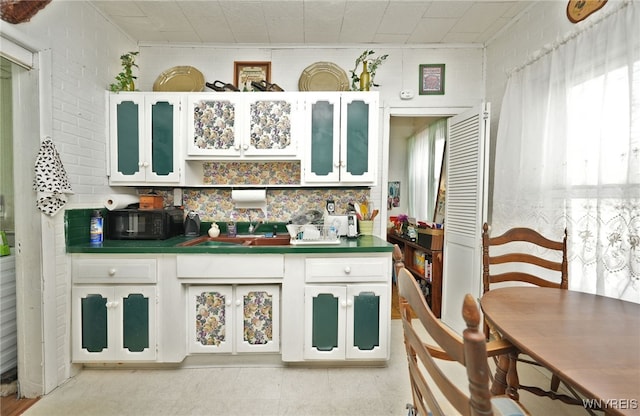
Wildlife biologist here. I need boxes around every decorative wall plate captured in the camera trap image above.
[298,62,350,91]
[566,0,608,23]
[153,66,205,92]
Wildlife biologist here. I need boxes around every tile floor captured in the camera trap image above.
[23,321,589,416]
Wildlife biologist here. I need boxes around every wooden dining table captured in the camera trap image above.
[481,286,640,416]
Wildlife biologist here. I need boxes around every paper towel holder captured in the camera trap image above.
[231,189,268,217]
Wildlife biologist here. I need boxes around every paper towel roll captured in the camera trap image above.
[104,194,139,210]
[231,189,267,214]
[231,189,266,203]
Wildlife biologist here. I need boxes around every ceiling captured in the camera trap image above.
[90,0,533,45]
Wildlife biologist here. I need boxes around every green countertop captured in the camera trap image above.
[67,234,394,254]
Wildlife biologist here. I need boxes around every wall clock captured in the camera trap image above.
[566,0,608,23]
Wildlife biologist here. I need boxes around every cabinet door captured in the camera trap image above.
[144,94,181,183]
[187,285,234,353]
[115,286,157,361]
[235,285,280,353]
[303,285,346,359]
[109,93,145,183]
[186,93,243,158]
[339,92,377,184]
[303,93,341,183]
[243,92,300,157]
[345,284,389,360]
[72,285,157,362]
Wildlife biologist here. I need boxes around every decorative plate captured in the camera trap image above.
[298,62,350,91]
[153,66,205,92]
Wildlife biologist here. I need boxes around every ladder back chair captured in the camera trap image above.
[398,268,527,416]
[481,222,582,406]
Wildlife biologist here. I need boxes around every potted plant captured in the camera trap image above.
[109,51,139,92]
[349,50,388,91]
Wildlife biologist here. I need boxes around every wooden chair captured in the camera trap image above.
[481,222,581,406]
[397,267,526,416]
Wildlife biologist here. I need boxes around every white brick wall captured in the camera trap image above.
[9,0,136,392]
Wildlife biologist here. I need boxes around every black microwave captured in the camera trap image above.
[106,208,184,240]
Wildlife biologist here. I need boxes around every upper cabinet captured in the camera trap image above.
[186,92,301,159]
[108,93,182,185]
[302,92,378,186]
[107,91,378,187]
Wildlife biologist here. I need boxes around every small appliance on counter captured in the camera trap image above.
[323,213,358,237]
[106,207,184,240]
[184,211,201,237]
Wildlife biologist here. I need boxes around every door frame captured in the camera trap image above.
[1,28,55,397]
[381,105,469,240]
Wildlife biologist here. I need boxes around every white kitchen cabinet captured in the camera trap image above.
[108,92,182,185]
[302,91,378,185]
[72,285,157,362]
[185,92,301,159]
[298,255,390,361]
[303,283,388,360]
[71,256,158,362]
[186,284,280,354]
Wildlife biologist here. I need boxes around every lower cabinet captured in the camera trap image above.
[72,285,157,362]
[186,285,280,354]
[304,283,389,360]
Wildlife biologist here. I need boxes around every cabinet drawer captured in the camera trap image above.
[305,257,390,283]
[72,258,157,284]
[176,254,284,278]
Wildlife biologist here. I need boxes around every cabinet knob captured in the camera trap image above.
[142,161,149,167]
[344,266,351,274]
[234,144,241,151]
[226,299,232,306]
[346,299,353,307]
[108,268,116,276]
[242,144,249,151]
[341,300,347,308]
[235,299,242,307]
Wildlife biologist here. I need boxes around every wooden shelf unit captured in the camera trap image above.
[387,230,443,318]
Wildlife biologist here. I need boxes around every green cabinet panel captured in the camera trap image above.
[352,291,380,351]
[345,100,369,176]
[116,101,140,175]
[311,293,339,351]
[123,293,150,353]
[81,294,108,353]
[150,101,175,177]
[310,100,335,176]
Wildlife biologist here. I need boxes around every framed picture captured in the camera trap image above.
[419,64,445,95]
[234,61,271,91]
[388,181,400,210]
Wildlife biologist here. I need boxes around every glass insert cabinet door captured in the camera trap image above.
[304,284,389,360]
[109,93,181,184]
[72,285,157,362]
[187,285,280,354]
[304,92,377,184]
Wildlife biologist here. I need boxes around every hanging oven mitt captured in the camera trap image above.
[33,137,73,216]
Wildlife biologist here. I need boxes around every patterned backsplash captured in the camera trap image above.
[139,187,370,222]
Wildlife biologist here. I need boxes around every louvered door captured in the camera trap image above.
[441,102,490,334]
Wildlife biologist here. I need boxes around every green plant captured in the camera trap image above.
[349,50,388,91]
[109,51,139,92]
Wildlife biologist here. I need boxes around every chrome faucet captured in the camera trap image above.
[248,211,263,234]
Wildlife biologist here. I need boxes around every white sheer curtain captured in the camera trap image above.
[493,1,640,303]
[407,119,446,220]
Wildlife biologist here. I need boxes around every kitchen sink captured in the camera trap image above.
[177,235,291,247]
